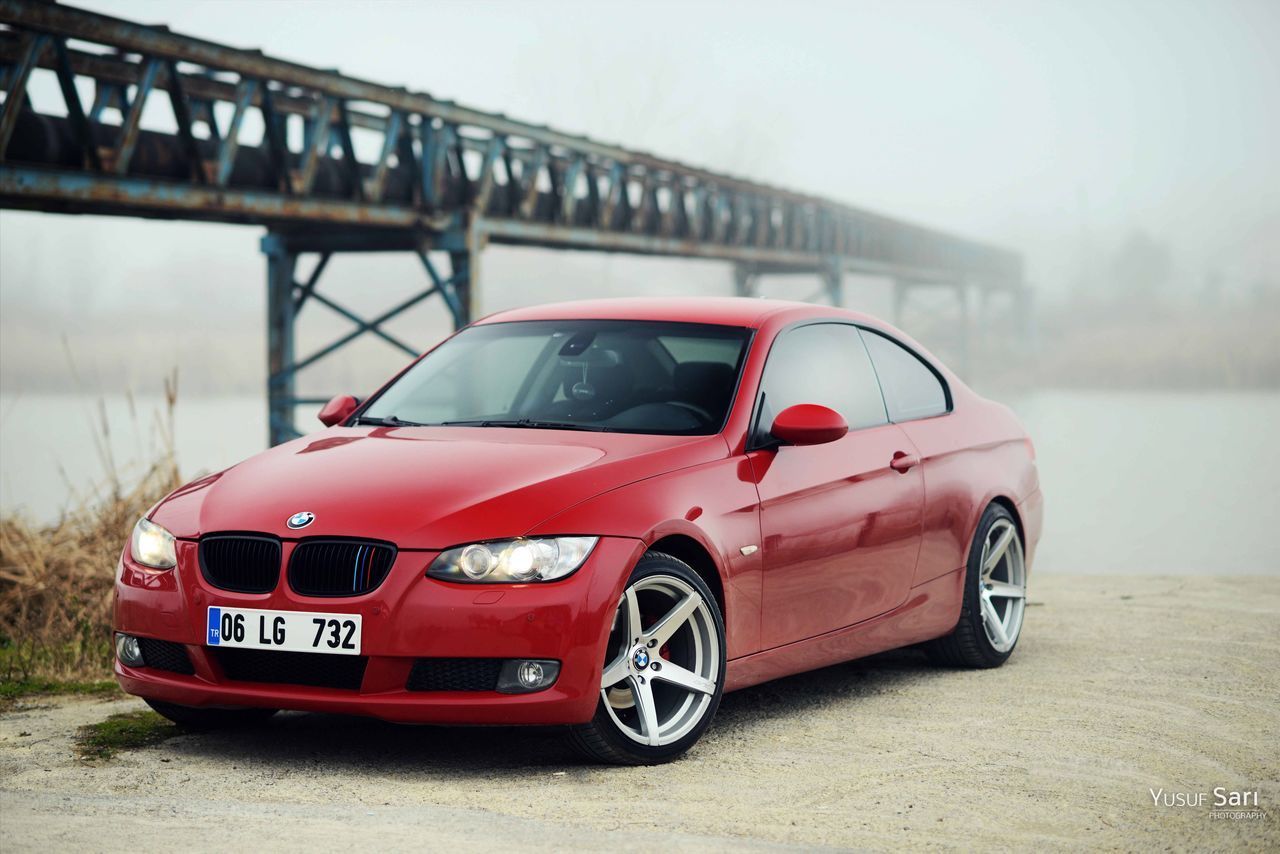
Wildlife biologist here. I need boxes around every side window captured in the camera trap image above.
[756,323,888,438]
[860,329,949,421]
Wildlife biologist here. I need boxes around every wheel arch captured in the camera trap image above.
[646,534,727,625]
[988,495,1025,547]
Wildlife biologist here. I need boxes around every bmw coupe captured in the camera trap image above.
[115,297,1042,764]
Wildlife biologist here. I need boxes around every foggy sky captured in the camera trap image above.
[1,0,1277,395]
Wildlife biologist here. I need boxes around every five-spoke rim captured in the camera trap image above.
[601,574,719,747]
[979,517,1026,653]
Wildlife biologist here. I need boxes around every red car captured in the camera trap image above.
[115,297,1042,764]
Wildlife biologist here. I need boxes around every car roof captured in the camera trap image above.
[474,297,880,329]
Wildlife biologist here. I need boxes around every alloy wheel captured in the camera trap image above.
[978,517,1026,653]
[600,574,721,746]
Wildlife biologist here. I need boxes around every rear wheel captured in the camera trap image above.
[144,699,278,730]
[569,552,725,765]
[926,503,1027,668]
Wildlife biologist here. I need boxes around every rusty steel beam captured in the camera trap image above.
[0,31,391,132]
[0,30,44,156]
[474,216,828,269]
[474,217,1016,286]
[0,164,440,227]
[0,0,645,162]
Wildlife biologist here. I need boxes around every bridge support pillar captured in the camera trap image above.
[261,227,473,446]
[1015,284,1036,351]
[265,242,299,448]
[732,260,843,305]
[822,258,843,307]
[892,277,971,381]
[732,263,758,298]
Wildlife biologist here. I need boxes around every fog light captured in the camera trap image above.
[115,632,145,667]
[518,660,543,686]
[496,658,560,694]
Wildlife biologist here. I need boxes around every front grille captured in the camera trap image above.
[406,658,502,692]
[214,647,367,691]
[288,540,396,597]
[138,638,195,675]
[199,535,281,594]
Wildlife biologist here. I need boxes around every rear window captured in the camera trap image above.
[860,330,949,421]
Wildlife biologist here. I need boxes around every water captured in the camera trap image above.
[1008,389,1279,574]
[1,390,1276,574]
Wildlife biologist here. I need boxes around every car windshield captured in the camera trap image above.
[359,320,753,435]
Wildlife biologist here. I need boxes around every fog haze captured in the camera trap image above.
[1,0,1277,396]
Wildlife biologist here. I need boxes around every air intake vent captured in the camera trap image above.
[199,535,281,594]
[214,648,367,691]
[288,540,396,597]
[406,658,503,692]
[138,638,195,675]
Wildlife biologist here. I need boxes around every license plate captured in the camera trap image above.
[206,606,361,655]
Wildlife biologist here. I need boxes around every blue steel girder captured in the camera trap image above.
[50,37,99,170]
[0,0,1023,289]
[261,230,469,445]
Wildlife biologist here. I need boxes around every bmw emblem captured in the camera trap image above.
[633,648,650,670]
[287,511,315,530]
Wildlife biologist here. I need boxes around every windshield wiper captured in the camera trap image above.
[437,418,610,432]
[353,414,426,427]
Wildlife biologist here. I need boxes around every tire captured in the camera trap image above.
[144,699,278,730]
[568,552,726,765]
[926,502,1028,669]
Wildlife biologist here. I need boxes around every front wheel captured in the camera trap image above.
[568,552,726,765]
[926,503,1028,668]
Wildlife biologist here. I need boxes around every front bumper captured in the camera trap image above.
[113,535,643,725]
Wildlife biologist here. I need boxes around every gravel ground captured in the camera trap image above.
[1,574,1276,852]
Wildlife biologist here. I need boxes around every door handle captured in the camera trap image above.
[890,451,919,473]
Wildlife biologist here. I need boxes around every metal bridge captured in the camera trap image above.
[0,0,1028,445]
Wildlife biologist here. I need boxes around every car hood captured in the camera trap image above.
[150,426,726,548]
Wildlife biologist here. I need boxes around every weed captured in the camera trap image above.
[0,677,121,710]
[75,710,178,762]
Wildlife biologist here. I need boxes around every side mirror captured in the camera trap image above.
[770,404,848,446]
[318,394,359,427]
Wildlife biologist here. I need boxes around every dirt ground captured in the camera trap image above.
[1,574,1276,851]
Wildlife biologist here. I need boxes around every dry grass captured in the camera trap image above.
[0,376,183,682]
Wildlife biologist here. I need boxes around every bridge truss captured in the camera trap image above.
[0,0,1027,444]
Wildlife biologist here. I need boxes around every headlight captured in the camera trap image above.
[427,536,598,583]
[130,517,177,569]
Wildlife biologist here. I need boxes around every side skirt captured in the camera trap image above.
[723,565,965,692]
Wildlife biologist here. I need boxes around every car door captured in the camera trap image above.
[750,322,925,649]
[859,327,963,587]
